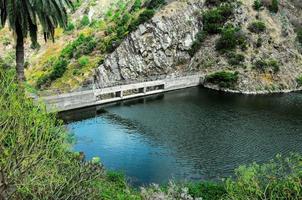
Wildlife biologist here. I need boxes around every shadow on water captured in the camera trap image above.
[59,93,165,124]
[60,87,302,186]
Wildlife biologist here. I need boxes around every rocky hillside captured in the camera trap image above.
[95,0,302,93]
[0,0,163,91]
[0,0,301,94]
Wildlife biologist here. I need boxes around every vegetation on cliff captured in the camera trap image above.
[30,0,164,91]
[187,0,302,92]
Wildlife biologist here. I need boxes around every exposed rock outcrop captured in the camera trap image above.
[95,0,302,93]
[95,0,204,87]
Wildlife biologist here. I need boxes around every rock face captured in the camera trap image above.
[95,0,203,87]
[95,0,302,93]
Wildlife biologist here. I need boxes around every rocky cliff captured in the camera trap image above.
[95,0,203,86]
[95,0,302,94]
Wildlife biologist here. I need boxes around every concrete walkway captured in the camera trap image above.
[40,74,204,112]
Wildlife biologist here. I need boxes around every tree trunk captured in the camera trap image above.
[15,23,25,82]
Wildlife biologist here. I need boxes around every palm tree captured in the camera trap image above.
[0,0,72,82]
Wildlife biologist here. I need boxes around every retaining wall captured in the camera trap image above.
[40,74,203,112]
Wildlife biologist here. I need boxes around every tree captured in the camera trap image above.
[0,0,72,82]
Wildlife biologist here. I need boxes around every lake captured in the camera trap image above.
[60,87,302,186]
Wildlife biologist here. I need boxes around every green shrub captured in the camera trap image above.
[0,67,102,199]
[102,35,122,53]
[256,37,263,48]
[254,58,280,73]
[227,52,245,65]
[72,68,81,76]
[1,36,10,46]
[61,43,74,59]
[205,0,231,6]
[225,154,302,200]
[254,59,267,71]
[80,15,90,27]
[78,56,89,67]
[50,58,68,80]
[36,74,51,89]
[37,58,68,89]
[73,0,83,10]
[296,76,302,86]
[269,0,279,13]
[61,34,96,59]
[205,70,239,88]
[297,28,302,45]
[215,26,246,52]
[253,0,263,10]
[187,182,226,200]
[128,9,155,32]
[267,59,280,73]
[65,22,75,32]
[188,31,207,56]
[202,4,234,34]
[74,37,96,58]
[132,0,142,11]
[119,12,131,27]
[146,0,165,9]
[248,21,266,33]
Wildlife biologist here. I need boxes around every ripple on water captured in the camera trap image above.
[61,88,302,186]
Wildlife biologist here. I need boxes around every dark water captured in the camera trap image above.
[61,87,302,186]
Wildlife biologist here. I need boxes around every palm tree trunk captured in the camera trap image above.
[15,23,25,82]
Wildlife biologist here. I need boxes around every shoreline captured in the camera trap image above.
[204,85,302,95]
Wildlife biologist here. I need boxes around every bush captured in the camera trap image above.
[132,0,142,11]
[205,70,239,88]
[296,76,302,86]
[78,56,89,67]
[36,58,68,89]
[248,21,266,33]
[128,9,155,32]
[50,58,68,80]
[80,15,90,27]
[227,52,245,65]
[269,0,279,13]
[65,22,75,32]
[215,26,246,52]
[256,37,263,48]
[187,182,227,200]
[188,31,207,56]
[202,4,234,34]
[205,0,231,6]
[267,59,280,73]
[225,154,302,200]
[61,34,96,59]
[253,0,263,10]
[254,59,267,71]
[0,67,102,199]
[297,28,302,45]
[146,0,165,9]
[254,58,280,73]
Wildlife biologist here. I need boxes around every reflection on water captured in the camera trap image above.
[61,87,302,186]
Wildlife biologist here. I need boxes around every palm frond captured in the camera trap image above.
[0,0,73,43]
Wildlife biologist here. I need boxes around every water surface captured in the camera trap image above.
[61,87,302,186]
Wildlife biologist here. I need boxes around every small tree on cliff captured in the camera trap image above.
[0,0,72,82]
